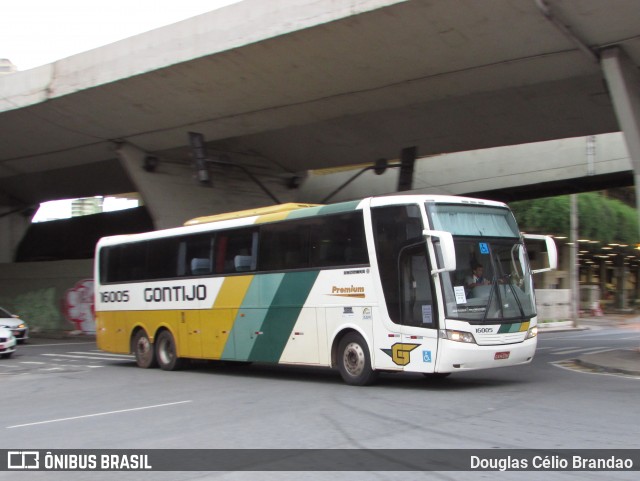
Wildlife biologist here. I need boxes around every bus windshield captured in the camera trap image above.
[427,203,536,322]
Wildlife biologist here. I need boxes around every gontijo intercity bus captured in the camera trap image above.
[94,194,557,385]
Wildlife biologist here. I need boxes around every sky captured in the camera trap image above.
[3,1,240,221]
[31,197,140,222]
[2,0,241,71]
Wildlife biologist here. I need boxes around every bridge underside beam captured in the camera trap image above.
[297,133,632,204]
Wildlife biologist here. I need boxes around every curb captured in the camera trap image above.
[575,349,640,377]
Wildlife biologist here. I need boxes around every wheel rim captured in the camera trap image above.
[343,341,365,377]
[158,336,174,365]
[136,336,152,363]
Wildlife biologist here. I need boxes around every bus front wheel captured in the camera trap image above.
[155,330,184,371]
[337,332,378,386]
[132,329,157,369]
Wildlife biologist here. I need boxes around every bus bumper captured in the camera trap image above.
[436,338,537,372]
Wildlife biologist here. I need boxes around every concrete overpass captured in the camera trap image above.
[299,132,633,203]
[2,1,639,224]
[1,0,639,332]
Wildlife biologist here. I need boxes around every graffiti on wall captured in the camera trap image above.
[63,279,95,333]
[9,288,62,331]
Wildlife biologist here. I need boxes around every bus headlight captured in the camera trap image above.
[440,330,476,344]
[526,326,538,339]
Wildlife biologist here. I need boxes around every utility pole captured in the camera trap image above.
[570,194,579,327]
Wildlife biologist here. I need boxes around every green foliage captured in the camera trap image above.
[511,193,639,244]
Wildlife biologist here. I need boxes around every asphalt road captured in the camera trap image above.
[1,326,638,481]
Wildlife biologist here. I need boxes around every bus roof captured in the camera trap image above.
[96,195,509,248]
[185,195,508,227]
[184,203,321,226]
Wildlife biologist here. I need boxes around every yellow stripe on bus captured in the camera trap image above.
[201,275,254,358]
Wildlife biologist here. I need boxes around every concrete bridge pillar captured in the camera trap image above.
[0,198,31,263]
[601,47,640,233]
[116,143,294,230]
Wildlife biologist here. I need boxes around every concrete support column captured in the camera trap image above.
[116,143,293,230]
[601,47,640,231]
[616,256,627,310]
[584,264,593,284]
[599,259,607,306]
[0,199,31,263]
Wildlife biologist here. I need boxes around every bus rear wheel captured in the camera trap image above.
[337,332,378,386]
[132,329,157,368]
[155,330,184,371]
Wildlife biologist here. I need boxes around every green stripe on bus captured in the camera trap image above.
[498,322,522,333]
[222,273,285,360]
[285,200,361,220]
[318,200,361,215]
[286,206,324,220]
[247,270,320,362]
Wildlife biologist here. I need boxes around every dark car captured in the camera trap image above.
[0,307,29,343]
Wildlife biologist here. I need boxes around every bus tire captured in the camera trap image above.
[132,329,157,369]
[337,332,378,386]
[155,330,184,371]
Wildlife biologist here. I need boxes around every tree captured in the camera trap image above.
[510,193,638,244]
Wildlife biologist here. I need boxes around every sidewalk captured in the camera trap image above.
[27,331,96,344]
[539,314,640,377]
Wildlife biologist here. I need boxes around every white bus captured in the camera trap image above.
[94,195,556,385]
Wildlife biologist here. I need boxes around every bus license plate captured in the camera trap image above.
[494,351,510,360]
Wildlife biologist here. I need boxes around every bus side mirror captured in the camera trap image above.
[523,234,558,273]
[423,230,456,274]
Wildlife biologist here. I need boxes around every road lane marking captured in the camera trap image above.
[6,400,192,429]
[552,360,640,380]
[85,351,134,358]
[553,347,607,355]
[41,353,133,361]
[20,342,96,347]
[549,346,579,353]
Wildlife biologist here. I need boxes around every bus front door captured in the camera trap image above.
[398,244,439,373]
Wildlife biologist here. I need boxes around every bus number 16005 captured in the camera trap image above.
[100,290,130,303]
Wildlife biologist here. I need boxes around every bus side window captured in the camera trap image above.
[217,228,257,273]
[309,213,368,268]
[181,234,215,277]
[146,237,181,280]
[258,219,314,271]
[191,258,212,275]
